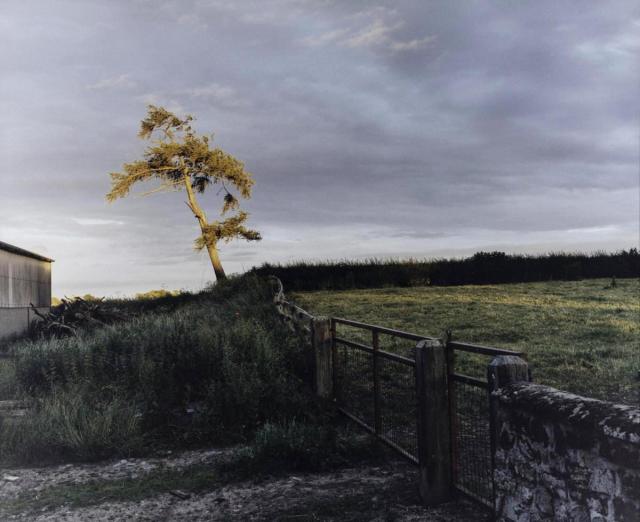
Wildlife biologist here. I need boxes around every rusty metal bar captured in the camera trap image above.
[334,336,374,353]
[446,338,459,492]
[454,483,494,510]
[448,341,522,357]
[334,336,415,366]
[332,317,435,342]
[451,373,488,388]
[330,317,337,400]
[372,330,381,435]
[338,407,419,465]
[376,350,415,366]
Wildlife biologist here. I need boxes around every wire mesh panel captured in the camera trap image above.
[448,341,523,511]
[378,354,418,459]
[334,342,374,428]
[332,318,420,463]
[451,378,492,507]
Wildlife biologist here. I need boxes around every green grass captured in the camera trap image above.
[292,278,640,404]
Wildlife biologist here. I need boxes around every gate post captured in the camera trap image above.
[487,355,531,516]
[415,338,452,506]
[312,316,333,399]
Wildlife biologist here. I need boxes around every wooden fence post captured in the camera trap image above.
[487,355,531,515]
[415,338,452,506]
[312,317,333,399]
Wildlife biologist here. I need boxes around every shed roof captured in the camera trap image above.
[0,241,54,263]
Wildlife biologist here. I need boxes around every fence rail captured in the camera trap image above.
[333,317,436,342]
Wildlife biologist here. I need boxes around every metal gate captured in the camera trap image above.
[447,339,523,509]
[330,315,522,512]
[331,317,428,463]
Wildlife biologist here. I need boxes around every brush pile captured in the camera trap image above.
[29,297,128,338]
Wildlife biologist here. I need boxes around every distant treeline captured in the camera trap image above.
[251,249,640,291]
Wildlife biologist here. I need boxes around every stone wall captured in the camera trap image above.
[493,382,640,522]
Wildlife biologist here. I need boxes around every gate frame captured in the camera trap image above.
[445,337,525,512]
[330,316,423,464]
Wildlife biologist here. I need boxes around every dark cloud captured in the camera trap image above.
[0,0,637,296]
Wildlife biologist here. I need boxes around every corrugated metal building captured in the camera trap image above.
[0,241,53,342]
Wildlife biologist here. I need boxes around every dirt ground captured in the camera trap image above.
[0,448,487,521]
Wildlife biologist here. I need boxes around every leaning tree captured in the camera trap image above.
[107,105,260,280]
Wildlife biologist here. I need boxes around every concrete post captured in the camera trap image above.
[312,317,333,399]
[415,338,452,505]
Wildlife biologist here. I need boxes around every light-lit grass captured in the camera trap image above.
[293,278,640,404]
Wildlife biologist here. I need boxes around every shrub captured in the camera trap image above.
[230,418,378,474]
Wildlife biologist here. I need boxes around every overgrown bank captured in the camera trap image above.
[0,277,354,466]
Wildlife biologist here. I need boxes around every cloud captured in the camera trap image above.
[73,218,125,226]
[301,28,349,47]
[86,74,137,90]
[1,0,637,296]
[184,83,245,108]
[177,13,207,30]
[389,35,436,52]
[344,18,403,49]
[302,8,435,54]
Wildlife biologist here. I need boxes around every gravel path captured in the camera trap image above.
[0,448,230,503]
[0,449,486,521]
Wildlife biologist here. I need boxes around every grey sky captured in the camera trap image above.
[1,0,638,296]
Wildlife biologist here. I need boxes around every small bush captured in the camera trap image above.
[231,419,378,473]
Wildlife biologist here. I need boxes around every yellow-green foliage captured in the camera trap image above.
[106,105,260,263]
[293,278,640,404]
[134,289,181,300]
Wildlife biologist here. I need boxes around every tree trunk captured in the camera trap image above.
[206,243,226,281]
[184,177,227,281]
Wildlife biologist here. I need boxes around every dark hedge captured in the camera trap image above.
[251,249,639,291]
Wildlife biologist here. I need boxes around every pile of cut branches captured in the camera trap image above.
[29,297,128,338]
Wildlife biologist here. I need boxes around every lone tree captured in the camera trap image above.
[107,105,260,281]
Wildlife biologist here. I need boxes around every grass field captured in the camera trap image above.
[292,278,640,405]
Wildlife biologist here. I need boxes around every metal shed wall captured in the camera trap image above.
[0,249,52,308]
